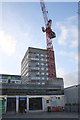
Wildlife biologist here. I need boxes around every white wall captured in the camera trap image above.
[42,95,65,111]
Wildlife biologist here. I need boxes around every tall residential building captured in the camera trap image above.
[21,47,49,84]
[21,47,63,88]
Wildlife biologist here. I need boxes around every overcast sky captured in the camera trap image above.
[0,1,78,88]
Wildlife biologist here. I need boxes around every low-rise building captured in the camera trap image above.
[1,83,65,113]
[64,84,79,112]
[0,74,21,84]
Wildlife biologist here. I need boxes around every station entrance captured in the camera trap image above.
[19,97,27,113]
[7,98,16,112]
[29,97,42,110]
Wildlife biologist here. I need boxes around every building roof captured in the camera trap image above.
[64,84,80,89]
[0,74,21,77]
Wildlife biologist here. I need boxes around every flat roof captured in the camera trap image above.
[64,84,79,89]
[0,74,21,77]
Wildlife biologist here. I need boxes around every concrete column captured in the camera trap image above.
[25,96,27,112]
[42,98,45,111]
[5,97,7,112]
[27,96,29,111]
[16,96,19,113]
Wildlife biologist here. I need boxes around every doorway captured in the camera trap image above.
[29,97,42,110]
[19,97,27,113]
[7,98,16,112]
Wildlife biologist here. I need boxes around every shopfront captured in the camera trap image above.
[1,95,65,113]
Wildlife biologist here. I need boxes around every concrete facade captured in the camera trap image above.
[21,47,52,84]
[1,83,64,95]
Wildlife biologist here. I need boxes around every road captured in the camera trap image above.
[2,111,79,120]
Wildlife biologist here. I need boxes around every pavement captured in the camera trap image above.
[1,111,80,119]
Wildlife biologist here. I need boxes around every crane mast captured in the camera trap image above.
[40,0,56,79]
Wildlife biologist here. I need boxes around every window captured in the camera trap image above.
[31,67,40,70]
[45,63,48,66]
[42,82,45,84]
[37,77,40,80]
[36,72,40,75]
[38,63,39,65]
[36,54,39,56]
[31,77,40,80]
[41,68,45,70]
[40,54,44,56]
[31,58,39,61]
[46,73,48,75]
[16,81,21,83]
[45,59,47,61]
[41,73,45,75]
[38,82,40,84]
[11,81,15,83]
[47,78,49,80]
[41,58,44,61]
[46,68,48,70]
[41,63,44,65]
[3,79,8,83]
[31,62,39,65]
[2,76,8,79]
[42,77,45,80]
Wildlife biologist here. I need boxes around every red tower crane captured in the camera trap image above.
[40,0,56,79]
